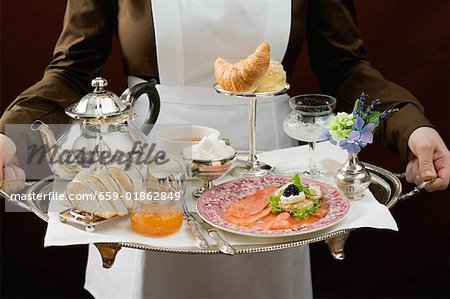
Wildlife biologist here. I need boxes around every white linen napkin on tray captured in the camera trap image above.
[44,142,398,248]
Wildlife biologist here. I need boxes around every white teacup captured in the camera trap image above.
[155,125,220,162]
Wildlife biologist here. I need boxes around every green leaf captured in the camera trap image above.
[353,99,360,114]
[365,111,381,126]
[268,194,283,213]
[292,200,321,220]
[292,173,302,187]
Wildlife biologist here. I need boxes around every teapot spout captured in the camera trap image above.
[31,120,80,180]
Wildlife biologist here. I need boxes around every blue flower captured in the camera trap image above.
[325,92,397,154]
[360,123,375,143]
[354,117,375,147]
[336,117,376,154]
[352,117,375,145]
[348,131,366,147]
[354,116,365,130]
[338,139,361,154]
[320,130,337,144]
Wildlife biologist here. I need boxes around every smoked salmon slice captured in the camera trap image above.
[224,186,276,218]
[223,206,272,226]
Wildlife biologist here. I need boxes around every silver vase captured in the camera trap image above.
[334,153,371,199]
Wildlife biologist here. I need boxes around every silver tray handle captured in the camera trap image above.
[0,183,33,211]
[393,172,437,201]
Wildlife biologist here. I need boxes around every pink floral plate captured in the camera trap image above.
[196,176,350,237]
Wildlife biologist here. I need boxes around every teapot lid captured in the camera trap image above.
[65,77,131,121]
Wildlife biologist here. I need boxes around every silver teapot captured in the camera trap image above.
[31,77,160,180]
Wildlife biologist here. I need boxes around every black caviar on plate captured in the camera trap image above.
[283,184,300,197]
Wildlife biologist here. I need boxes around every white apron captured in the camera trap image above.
[85,1,312,298]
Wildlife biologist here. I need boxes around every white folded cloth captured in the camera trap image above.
[44,142,397,248]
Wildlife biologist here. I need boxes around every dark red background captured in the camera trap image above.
[1,0,449,298]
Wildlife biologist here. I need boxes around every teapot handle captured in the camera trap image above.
[122,78,160,135]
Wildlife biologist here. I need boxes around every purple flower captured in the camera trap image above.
[354,116,365,130]
[380,107,399,121]
[352,117,375,144]
[336,117,376,154]
[339,139,361,154]
[359,92,369,102]
[353,93,368,117]
[321,130,337,144]
[348,131,366,147]
[326,92,398,154]
[361,123,375,144]
[366,99,381,113]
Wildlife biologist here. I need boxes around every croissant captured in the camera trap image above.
[214,42,270,92]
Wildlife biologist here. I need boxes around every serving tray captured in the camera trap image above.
[8,162,431,269]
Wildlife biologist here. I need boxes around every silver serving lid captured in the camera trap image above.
[65,77,131,120]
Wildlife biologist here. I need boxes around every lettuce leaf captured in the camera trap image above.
[291,173,311,196]
[292,199,321,220]
[268,194,283,213]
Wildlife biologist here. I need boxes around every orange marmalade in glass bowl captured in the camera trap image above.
[131,200,183,237]
[131,154,186,237]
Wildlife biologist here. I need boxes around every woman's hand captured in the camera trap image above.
[407,127,450,191]
[0,134,25,193]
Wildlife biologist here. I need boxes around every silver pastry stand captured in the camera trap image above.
[1,164,432,269]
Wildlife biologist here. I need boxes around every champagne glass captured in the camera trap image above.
[214,83,290,176]
[281,94,336,178]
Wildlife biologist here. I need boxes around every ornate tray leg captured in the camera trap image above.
[325,232,350,260]
[94,243,122,269]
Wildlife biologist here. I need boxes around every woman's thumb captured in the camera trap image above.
[416,145,437,180]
